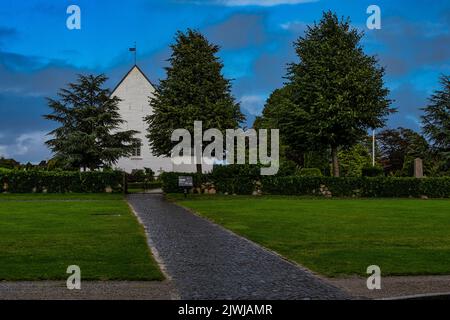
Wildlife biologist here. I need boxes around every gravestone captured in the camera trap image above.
[414,158,423,178]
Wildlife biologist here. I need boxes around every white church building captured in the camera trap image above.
[111,65,212,175]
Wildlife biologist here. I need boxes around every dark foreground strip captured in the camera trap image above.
[0,300,442,319]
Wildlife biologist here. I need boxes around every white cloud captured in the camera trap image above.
[0,145,8,158]
[0,131,51,163]
[280,20,307,32]
[189,0,317,7]
[240,94,267,116]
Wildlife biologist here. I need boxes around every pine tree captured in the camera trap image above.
[145,29,245,173]
[44,74,139,170]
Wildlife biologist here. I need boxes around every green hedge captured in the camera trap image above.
[361,165,384,177]
[298,168,323,177]
[160,172,206,193]
[161,165,260,195]
[161,171,450,198]
[262,176,450,198]
[0,170,124,193]
[209,164,260,195]
[128,181,163,190]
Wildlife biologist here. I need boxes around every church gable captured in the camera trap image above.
[111,65,156,98]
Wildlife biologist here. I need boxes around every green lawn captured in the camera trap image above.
[0,193,163,281]
[169,194,450,277]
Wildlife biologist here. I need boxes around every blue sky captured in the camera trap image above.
[0,0,449,163]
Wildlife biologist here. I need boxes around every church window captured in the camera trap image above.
[131,140,142,157]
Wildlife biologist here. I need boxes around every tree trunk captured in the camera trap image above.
[196,163,202,174]
[331,146,340,177]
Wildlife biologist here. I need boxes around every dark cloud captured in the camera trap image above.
[387,83,428,130]
[205,14,268,49]
[372,17,450,77]
[0,26,17,39]
[0,50,90,163]
[0,45,174,163]
[0,26,18,47]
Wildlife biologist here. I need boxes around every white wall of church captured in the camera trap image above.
[111,66,213,175]
[112,66,173,175]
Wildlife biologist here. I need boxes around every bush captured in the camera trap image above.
[0,170,124,193]
[361,165,384,177]
[129,169,146,183]
[158,169,450,198]
[160,165,260,195]
[160,172,206,193]
[298,168,323,177]
[209,164,260,194]
[128,181,162,190]
[262,176,450,198]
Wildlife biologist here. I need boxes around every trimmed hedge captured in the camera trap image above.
[263,176,450,198]
[361,165,384,177]
[209,164,260,195]
[0,170,124,193]
[160,165,260,195]
[161,171,450,198]
[298,168,323,177]
[160,172,206,193]
[128,181,163,190]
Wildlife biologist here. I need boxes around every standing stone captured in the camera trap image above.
[414,158,424,178]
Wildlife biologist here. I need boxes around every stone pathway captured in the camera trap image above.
[0,281,177,300]
[127,194,350,300]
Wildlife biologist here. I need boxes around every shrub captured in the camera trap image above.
[129,169,146,183]
[128,181,162,190]
[298,168,323,177]
[361,165,384,177]
[0,170,124,193]
[160,172,206,193]
[156,169,450,198]
[209,164,260,194]
[261,176,450,198]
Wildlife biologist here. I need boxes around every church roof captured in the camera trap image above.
[111,64,156,95]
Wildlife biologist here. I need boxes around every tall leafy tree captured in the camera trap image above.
[254,86,304,165]
[267,11,392,176]
[377,127,430,175]
[44,74,139,170]
[421,75,450,172]
[146,29,245,173]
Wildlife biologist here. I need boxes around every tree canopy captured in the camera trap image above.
[257,11,392,176]
[146,29,245,173]
[44,74,139,170]
[421,74,450,172]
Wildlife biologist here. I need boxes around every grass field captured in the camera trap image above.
[0,193,163,281]
[169,194,450,277]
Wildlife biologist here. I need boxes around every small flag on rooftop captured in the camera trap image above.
[129,42,137,65]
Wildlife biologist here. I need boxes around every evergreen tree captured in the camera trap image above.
[146,29,245,173]
[261,12,392,176]
[44,74,139,170]
[421,75,450,172]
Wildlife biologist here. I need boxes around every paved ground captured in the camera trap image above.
[330,275,450,300]
[127,194,350,300]
[0,281,177,300]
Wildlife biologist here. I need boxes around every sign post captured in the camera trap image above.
[178,176,194,198]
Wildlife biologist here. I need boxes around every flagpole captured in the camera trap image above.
[372,129,375,167]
